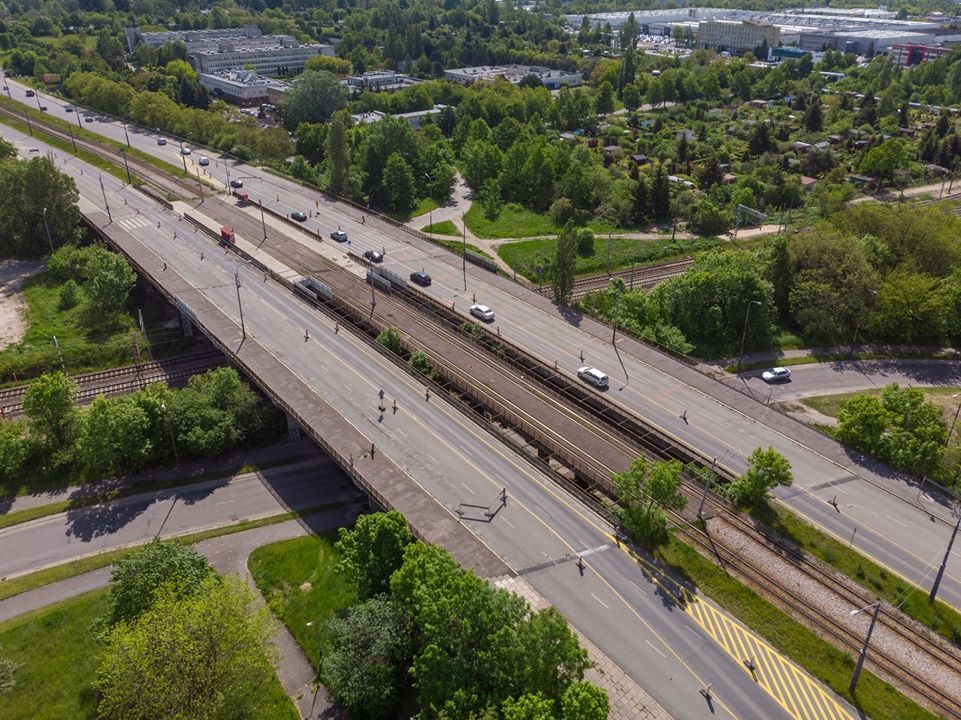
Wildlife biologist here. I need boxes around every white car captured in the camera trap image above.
[198,155,209,166]
[577,367,609,389]
[469,304,495,322]
[761,367,791,383]
[181,146,191,155]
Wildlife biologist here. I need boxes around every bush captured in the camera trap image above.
[376,327,403,355]
[575,228,595,257]
[409,350,436,379]
[549,197,575,226]
[58,280,79,310]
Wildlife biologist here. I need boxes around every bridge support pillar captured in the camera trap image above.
[286,413,302,441]
[178,310,194,338]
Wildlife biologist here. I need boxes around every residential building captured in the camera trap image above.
[696,20,780,55]
[198,70,289,106]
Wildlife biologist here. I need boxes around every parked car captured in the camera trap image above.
[157,138,166,146]
[198,155,210,166]
[409,270,431,287]
[577,366,609,389]
[761,367,791,383]
[290,211,308,222]
[229,179,243,188]
[181,146,191,155]
[470,303,495,322]
[330,230,348,242]
[363,249,384,264]
[84,116,94,123]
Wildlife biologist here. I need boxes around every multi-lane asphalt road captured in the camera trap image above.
[0,118,827,720]
[4,79,958,716]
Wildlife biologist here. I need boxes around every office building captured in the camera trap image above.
[198,70,289,106]
[193,39,334,77]
[696,20,780,55]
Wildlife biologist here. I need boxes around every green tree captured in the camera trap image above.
[802,100,823,132]
[279,70,348,130]
[859,139,906,186]
[0,157,80,257]
[869,271,949,343]
[382,153,416,212]
[502,693,554,720]
[724,447,793,508]
[613,457,686,545]
[0,421,28,486]
[96,576,275,720]
[78,395,153,476]
[595,81,615,115]
[766,234,793,323]
[478,178,503,220]
[22,372,78,449]
[107,540,216,625]
[376,326,403,354]
[552,222,577,305]
[650,164,671,222]
[83,247,137,317]
[689,200,728,236]
[321,596,412,719]
[325,110,352,197]
[335,510,414,600]
[561,681,610,720]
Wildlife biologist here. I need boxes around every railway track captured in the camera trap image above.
[538,257,695,302]
[21,106,961,715]
[0,350,224,417]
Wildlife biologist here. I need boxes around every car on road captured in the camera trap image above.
[577,366,609,389]
[198,155,210,166]
[761,366,791,383]
[65,106,74,112]
[84,116,94,122]
[181,146,191,155]
[38,105,47,111]
[230,179,244,188]
[24,89,34,97]
[157,137,166,145]
[410,270,431,287]
[330,230,348,242]
[290,211,308,222]
[470,303,495,322]
[363,249,384,264]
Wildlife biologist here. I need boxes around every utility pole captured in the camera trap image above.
[122,121,131,148]
[99,175,112,224]
[196,166,205,203]
[120,147,132,184]
[611,284,623,345]
[462,211,467,291]
[929,514,961,604]
[697,457,717,519]
[848,601,881,695]
[737,300,762,371]
[234,270,246,339]
[606,232,612,274]
[41,207,53,254]
[259,199,267,241]
[52,335,65,371]
[67,122,77,154]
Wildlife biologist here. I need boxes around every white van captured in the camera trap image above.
[577,367,609,389]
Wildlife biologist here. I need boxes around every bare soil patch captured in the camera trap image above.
[0,259,44,351]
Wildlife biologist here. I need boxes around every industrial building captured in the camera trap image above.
[198,70,289,106]
[888,43,953,66]
[345,71,422,96]
[444,65,582,89]
[696,20,780,55]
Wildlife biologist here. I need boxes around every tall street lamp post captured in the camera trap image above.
[41,207,53,253]
[737,300,762,371]
[848,600,881,695]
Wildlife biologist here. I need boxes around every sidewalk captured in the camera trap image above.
[699,344,961,376]
[1,438,321,516]
[0,507,363,720]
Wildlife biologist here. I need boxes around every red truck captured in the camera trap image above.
[232,189,249,205]
[220,226,235,245]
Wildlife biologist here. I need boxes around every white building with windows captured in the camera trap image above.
[198,70,289,106]
[193,39,333,77]
[696,20,780,55]
[444,65,581,89]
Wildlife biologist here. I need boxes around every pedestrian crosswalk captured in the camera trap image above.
[115,215,151,232]
[680,588,854,720]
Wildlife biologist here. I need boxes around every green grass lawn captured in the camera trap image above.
[386,197,439,223]
[465,203,562,239]
[657,538,936,720]
[422,219,460,236]
[498,233,725,281]
[0,588,296,720]
[248,534,356,670]
[0,271,192,385]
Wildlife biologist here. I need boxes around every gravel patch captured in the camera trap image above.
[0,259,44,351]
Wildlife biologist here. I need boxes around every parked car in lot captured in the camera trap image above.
[290,211,308,222]
[330,230,348,242]
[761,367,791,383]
[409,270,431,287]
[157,137,166,145]
[363,249,383,264]
[198,156,209,166]
[229,179,243,188]
[577,366,609,389]
[470,303,495,322]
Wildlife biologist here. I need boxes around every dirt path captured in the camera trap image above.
[0,259,44,351]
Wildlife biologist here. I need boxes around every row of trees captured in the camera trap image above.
[325,511,609,719]
[0,366,281,492]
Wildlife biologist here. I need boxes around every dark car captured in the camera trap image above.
[363,250,383,264]
[65,106,74,112]
[410,271,431,287]
[84,116,94,122]
[39,105,47,111]
[230,179,244,188]
[290,211,308,222]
